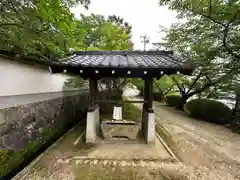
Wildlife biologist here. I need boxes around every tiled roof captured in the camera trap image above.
[50,51,194,77]
[59,51,191,69]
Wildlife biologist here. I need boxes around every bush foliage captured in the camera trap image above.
[153,92,163,101]
[184,99,232,125]
[165,95,182,107]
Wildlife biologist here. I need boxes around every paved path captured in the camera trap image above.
[154,101,240,180]
[128,96,240,180]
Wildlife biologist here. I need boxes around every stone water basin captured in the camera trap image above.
[101,120,141,140]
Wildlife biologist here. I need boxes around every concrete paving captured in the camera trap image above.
[88,136,173,161]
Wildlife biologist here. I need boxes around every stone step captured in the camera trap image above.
[56,158,180,169]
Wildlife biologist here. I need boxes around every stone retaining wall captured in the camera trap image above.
[0,91,89,151]
[0,90,119,178]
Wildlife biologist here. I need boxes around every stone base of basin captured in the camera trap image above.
[101,120,141,140]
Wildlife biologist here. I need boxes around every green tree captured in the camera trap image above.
[64,14,134,89]
[153,76,177,96]
[78,14,133,50]
[158,0,240,109]
[0,0,90,60]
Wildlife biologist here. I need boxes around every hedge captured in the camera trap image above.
[153,92,163,102]
[165,95,182,108]
[184,99,232,125]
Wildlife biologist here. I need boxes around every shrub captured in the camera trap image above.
[165,95,182,107]
[184,99,232,125]
[153,92,163,102]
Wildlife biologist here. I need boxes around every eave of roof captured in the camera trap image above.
[50,51,195,78]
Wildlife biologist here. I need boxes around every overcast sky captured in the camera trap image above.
[70,0,178,50]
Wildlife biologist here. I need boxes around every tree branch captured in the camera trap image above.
[163,85,175,95]
[118,78,127,90]
[184,5,225,26]
[185,3,240,60]
[209,0,212,16]
[206,86,216,98]
[187,68,234,98]
[37,24,51,32]
[0,22,51,33]
[153,80,163,93]
[222,10,240,60]
[171,76,186,95]
[186,71,202,94]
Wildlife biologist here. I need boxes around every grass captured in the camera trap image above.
[122,103,142,123]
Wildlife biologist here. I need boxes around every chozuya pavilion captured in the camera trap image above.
[49,50,194,144]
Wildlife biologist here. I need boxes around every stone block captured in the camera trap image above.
[86,111,97,143]
[146,112,155,144]
[0,91,95,151]
[34,119,45,129]
[22,115,36,125]
[95,106,100,135]
[1,134,13,148]
[29,130,39,141]
[101,121,140,140]
[13,136,29,151]
[4,107,25,122]
[0,123,14,135]
[0,111,6,125]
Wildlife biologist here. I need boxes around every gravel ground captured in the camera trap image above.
[153,101,240,180]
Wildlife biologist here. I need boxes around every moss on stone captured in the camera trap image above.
[0,121,73,177]
[0,139,45,176]
[0,149,14,176]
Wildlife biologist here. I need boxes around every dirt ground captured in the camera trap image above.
[153,102,240,180]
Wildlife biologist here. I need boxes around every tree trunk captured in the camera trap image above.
[177,92,188,110]
[231,87,240,130]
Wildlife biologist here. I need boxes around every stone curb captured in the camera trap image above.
[57,157,177,163]
[12,120,86,180]
[155,132,179,161]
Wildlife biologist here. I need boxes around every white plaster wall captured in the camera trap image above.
[0,56,71,96]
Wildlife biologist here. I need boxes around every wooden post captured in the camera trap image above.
[144,78,150,110]
[142,78,149,135]
[93,78,98,107]
[146,77,155,144]
[89,78,96,111]
[147,78,153,112]
[86,77,99,143]
[142,77,154,143]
